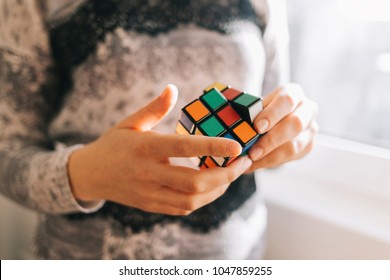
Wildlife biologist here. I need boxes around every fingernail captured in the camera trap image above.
[255,119,269,133]
[167,83,178,95]
[249,147,264,161]
[242,157,253,170]
[227,142,242,156]
[161,84,177,99]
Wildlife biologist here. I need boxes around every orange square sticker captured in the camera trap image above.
[233,121,257,144]
[185,100,210,121]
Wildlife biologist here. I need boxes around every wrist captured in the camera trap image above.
[68,143,101,202]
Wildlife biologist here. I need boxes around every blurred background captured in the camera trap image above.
[1,0,390,259]
[288,0,390,148]
[261,0,390,259]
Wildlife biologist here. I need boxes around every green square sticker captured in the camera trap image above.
[201,89,227,110]
[234,93,258,107]
[200,116,225,136]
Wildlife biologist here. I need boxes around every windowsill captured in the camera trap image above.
[257,134,390,259]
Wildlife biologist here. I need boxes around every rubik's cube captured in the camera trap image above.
[176,82,263,169]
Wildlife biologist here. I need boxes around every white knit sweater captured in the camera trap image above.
[0,0,289,259]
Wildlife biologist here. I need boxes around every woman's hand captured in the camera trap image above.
[68,85,252,216]
[248,83,318,172]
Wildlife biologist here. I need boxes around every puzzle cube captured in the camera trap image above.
[176,82,263,169]
[178,99,210,134]
[232,93,263,123]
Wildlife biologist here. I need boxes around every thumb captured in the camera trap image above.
[116,84,178,131]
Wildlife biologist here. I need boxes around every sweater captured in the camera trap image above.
[0,0,289,259]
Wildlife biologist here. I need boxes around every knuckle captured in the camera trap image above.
[281,92,296,108]
[180,198,198,211]
[291,114,304,134]
[263,134,276,151]
[179,210,193,216]
[286,141,298,157]
[188,177,203,193]
[174,138,190,156]
[226,168,237,183]
[205,138,216,156]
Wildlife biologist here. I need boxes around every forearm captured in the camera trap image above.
[0,141,102,213]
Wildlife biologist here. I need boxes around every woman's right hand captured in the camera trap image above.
[68,85,252,216]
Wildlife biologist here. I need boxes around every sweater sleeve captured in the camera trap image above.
[261,0,291,95]
[0,0,103,214]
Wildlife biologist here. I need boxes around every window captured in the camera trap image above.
[260,0,390,259]
[288,0,390,148]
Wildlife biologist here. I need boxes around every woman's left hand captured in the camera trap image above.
[247,83,318,172]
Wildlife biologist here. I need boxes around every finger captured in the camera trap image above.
[116,84,178,131]
[145,183,230,212]
[249,99,317,161]
[254,83,305,134]
[248,124,317,172]
[147,133,242,158]
[105,180,195,215]
[191,157,252,192]
[290,121,318,161]
[125,196,193,216]
[150,156,252,193]
[124,177,230,213]
[137,202,193,216]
